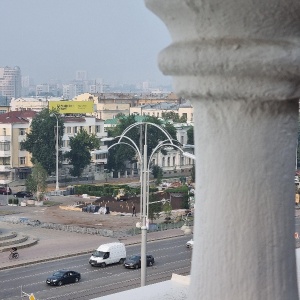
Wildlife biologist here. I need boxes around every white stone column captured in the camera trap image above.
[145,0,300,299]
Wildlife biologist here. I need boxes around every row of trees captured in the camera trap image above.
[22,109,195,196]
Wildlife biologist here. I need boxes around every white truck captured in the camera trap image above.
[89,242,126,267]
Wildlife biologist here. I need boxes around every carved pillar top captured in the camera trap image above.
[145,0,300,101]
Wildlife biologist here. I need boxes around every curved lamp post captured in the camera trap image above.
[104,122,195,286]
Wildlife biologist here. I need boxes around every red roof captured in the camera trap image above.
[0,110,37,124]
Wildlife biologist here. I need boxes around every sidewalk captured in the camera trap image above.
[0,221,186,271]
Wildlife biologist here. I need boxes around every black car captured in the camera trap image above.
[14,191,33,198]
[46,270,81,286]
[124,254,154,269]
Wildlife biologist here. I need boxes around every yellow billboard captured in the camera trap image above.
[49,101,94,113]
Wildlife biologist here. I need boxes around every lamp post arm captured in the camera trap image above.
[107,136,142,161]
[107,141,142,162]
[119,122,175,145]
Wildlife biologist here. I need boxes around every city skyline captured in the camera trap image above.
[0,0,172,86]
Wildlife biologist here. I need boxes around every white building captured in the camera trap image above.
[61,116,108,181]
[10,97,63,112]
[0,66,22,100]
[130,101,193,124]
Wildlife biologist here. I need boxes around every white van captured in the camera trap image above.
[89,242,126,267]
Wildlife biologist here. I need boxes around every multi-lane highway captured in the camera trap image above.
[0,236,192,300]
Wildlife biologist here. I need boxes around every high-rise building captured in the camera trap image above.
[0,66,22,100]
[75,70,87,81]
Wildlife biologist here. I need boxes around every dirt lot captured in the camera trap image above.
[1,193,186,231]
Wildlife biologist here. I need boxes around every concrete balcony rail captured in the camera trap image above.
[0,165,11,172]
[0,151,10,158]
[92,158,107,164]
[0,135,11,142]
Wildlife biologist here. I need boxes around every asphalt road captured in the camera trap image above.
[0,236,192,300]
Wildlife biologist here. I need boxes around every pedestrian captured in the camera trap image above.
[132,205,136,217]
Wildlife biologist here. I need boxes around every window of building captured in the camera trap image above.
[19,157,26,165]
[89,126,92,133]
[181,136,184,145]
[0,142,10,151]
[182,113,187,119]
[3,128,6,136]
[96,125,100,133]
[173,156,176,166]
[74,127,77,134]
[167,157,170,166]
[19,142,25,151]
[67,127,71,134]
[162,157,165,167]
[96,153,107,159]
[1,157,10,165]
[19,128,26,136]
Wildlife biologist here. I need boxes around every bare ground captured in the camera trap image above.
[2,194,186,231]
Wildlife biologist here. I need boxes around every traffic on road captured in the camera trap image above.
[0,236,192,300]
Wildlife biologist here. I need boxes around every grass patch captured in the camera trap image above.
[43,201,62,207]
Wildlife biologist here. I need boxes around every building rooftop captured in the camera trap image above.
[0,110,36,124]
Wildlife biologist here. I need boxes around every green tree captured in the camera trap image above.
[148,193,162,223]
[25,162,48,200]
[162,201,172,221]
[64,129,100,178]
[151,165,163,185]
[22,109,64,175]
[106,115,178,172]
[187,126,194,145]
[161,111,187,123]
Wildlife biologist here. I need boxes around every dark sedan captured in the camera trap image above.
[46,270,81,286]
[14,191,33,198]
[124,254,154,269]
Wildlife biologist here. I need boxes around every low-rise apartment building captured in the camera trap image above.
[61,115,108,181]
[0,111,36,182]
[10,97,63,112]
[0,110,108,183]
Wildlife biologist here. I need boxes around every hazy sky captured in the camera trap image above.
[0,0,172,85]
